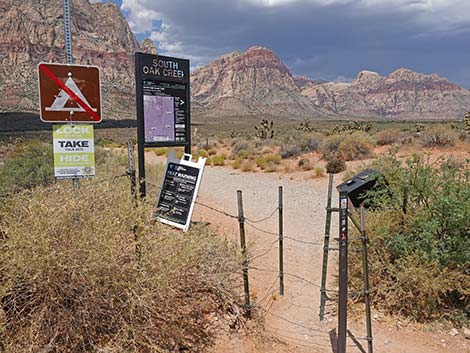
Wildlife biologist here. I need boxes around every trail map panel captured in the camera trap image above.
[135,53,190,147]
[38,63,102,123]
[154,152,205,231]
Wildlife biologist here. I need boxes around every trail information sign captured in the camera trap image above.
[38,63,102,123]
[53,124,95,179]
[155,151,206,231]
[135,53,190,147]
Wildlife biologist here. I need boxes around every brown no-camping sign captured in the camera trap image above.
[38,63,102,123]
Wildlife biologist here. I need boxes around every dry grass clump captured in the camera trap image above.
[420,125,459,147]
[209,155,226,166]
[240,160,256,172]
[298,158,313,171]
[337,132,375,161]
[232,157,243,169]
[313,166,325,178]
[320,135,343,159]
[325,155,346,174]
[256,154,281,170]
[0,178,240,352]
[376,128,401,146]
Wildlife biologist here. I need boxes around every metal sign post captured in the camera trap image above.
[63,0,73,65]
[134,53,191,198]
[337,191,349,353]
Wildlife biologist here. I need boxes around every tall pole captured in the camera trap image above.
[63,0,80,189]
[337,191,349,353]
[63,0,73,65]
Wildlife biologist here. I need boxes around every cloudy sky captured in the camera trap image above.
[105,0,470,87]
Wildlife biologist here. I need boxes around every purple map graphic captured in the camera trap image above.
[144,95,175,142]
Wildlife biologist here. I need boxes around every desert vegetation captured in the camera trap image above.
[348,153,470,324]
[0,144,242,353]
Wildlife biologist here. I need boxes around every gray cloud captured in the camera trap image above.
[121,0,470,87]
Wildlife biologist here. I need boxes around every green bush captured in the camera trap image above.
[210,155,226,166]
[0,141,53,195]
[349,153,470,322]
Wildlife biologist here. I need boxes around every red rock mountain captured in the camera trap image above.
[298,69,470,119]
[0,0,142,118]
[1,0,468,120]
[191,46,328,117]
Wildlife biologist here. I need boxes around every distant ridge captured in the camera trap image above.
[1,0,468,120]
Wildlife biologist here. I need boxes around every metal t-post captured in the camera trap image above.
[360,206,373,353]
[337,191,349,353]
[319,173,334,320]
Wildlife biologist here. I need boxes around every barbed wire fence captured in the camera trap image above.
[0,147,372,352]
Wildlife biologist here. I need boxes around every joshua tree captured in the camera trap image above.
[254,119,274,139]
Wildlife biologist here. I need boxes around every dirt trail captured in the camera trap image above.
[146,153,469,353]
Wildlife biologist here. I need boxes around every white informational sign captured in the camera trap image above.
[155,151,206,231]
[52,124,95,179]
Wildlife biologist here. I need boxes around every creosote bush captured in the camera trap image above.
[0,177,241,352]
[348,153,470,323]
[0,141,53,195]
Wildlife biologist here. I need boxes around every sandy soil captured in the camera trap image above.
[146,152,469,353]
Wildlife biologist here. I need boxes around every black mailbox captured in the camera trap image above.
[336,169,383,208]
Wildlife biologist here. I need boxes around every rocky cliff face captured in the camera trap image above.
[299,68,470,119]
[191,46,326,117]
[0,0,139,118]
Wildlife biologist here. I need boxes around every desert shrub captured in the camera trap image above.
[420,125,458,147]
[211,155,226,166]
[298,158,313,171]
[313,166,325,178]
[280,144,302,159]
[0,141,53,195]
[256,156,268,169]
[264,162,278,173]
[240,160,256,172]
[154,147,169,156]
[298,133,322,152]
[349,154,470,322]
[0,176,240,352]
[231,140,254,155]
[376,128,401,146]
[232,157,243,169]
[320,135,343,159]
[337,132,375,161]
[325,155,346,174]
[208,147,218,156]
[195,148,209,159]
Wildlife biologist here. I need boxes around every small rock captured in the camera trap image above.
[384,339,392,345]
[449,328,459,337]
[463,327,470,339]
[373,314,379,320]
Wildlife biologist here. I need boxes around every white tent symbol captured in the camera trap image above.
[46,72,97,112]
